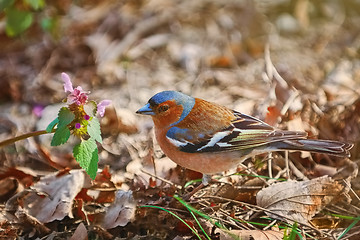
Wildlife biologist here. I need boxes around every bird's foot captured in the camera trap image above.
[182,174,212,200]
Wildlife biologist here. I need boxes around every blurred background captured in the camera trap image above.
[1,0,359,170]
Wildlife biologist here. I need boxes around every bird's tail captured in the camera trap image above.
[272,139,353,157]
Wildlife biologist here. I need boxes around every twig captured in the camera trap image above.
[268,168,287,185]
[280,89,300,116]
[263,219,277,231]
[342,179,360,202]
[15,209,51,236]
[0,130,51,148]
[238,162,270,186]
[285,151,290,179]
[141,168,182,190]
[201,195,327,236]
[288,159,308,180]
[196,199,253,230]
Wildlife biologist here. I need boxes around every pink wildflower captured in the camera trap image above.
[62,73,74,92]
[32,104,44,117]
[68,86,88,105]
[61,72,89,105]
[97,100,111,117]
[75,123,81,129]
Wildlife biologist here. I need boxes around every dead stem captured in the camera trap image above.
[0,130,51,148]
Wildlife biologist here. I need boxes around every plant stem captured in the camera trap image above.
[0,130,51,148]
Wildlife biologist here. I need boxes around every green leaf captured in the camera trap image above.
[49,108,74,146]
[46,118,59,133]
[88,148,99,179]
[0,0,15,11]
[51,126,70,146]
[5,8,33,37]
[87,117,102,143]
[73,138,98,179]
[58,107,75,129]
[24,0,45,10]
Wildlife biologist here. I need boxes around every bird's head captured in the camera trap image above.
[136,91,195,128]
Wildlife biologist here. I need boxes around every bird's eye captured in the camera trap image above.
[158,105,169,113]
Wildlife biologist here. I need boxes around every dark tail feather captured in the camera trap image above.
[274,139,353,157]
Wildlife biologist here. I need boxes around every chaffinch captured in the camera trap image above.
[137,91,353,183]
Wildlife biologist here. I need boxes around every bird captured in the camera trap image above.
[136,90,353,184]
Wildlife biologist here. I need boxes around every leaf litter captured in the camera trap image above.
[256,176,346,225]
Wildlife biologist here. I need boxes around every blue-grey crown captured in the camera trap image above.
[149,91,195,126]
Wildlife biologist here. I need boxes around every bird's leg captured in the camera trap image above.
[202,174,212,186]
[182,174,212,200]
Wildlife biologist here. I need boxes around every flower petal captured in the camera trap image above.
[62,73,74,92]
[97,100,112,117]
[67,86,89,105]
[32,105,44,117]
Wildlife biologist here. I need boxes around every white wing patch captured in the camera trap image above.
[217,142,233,147]
[166,136,188,147]
[197,130,232,151]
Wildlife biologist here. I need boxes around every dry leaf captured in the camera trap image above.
[256,176,344,225]
[101,190,136,229]
[70,222,88,240]
[323,60,358,105]
[332,158,359,181]
[222,229,284,240]
[0,167,36,187]
[23,170,86,223]
[286,117,306,132]
[100,108,138,135]
[265,105,282,126]
[14,209,51,236]
[0,178,20,202]
[208,56,233,68]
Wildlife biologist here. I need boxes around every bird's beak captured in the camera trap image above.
[136,103,155,115]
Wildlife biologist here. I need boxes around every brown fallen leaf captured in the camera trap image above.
[0,167,37,205]
[0,178,19,202]
[265,105,282,126]
[100,107,138,135]
[5,189,51,237]
[222,229,284,240]
[101,190,136,229]
[256,176,345,225]
[70,222,88,240]
[0,167,36,188]
[14,209,51,236]
[23,170,87,223]
[208,56,233,68]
